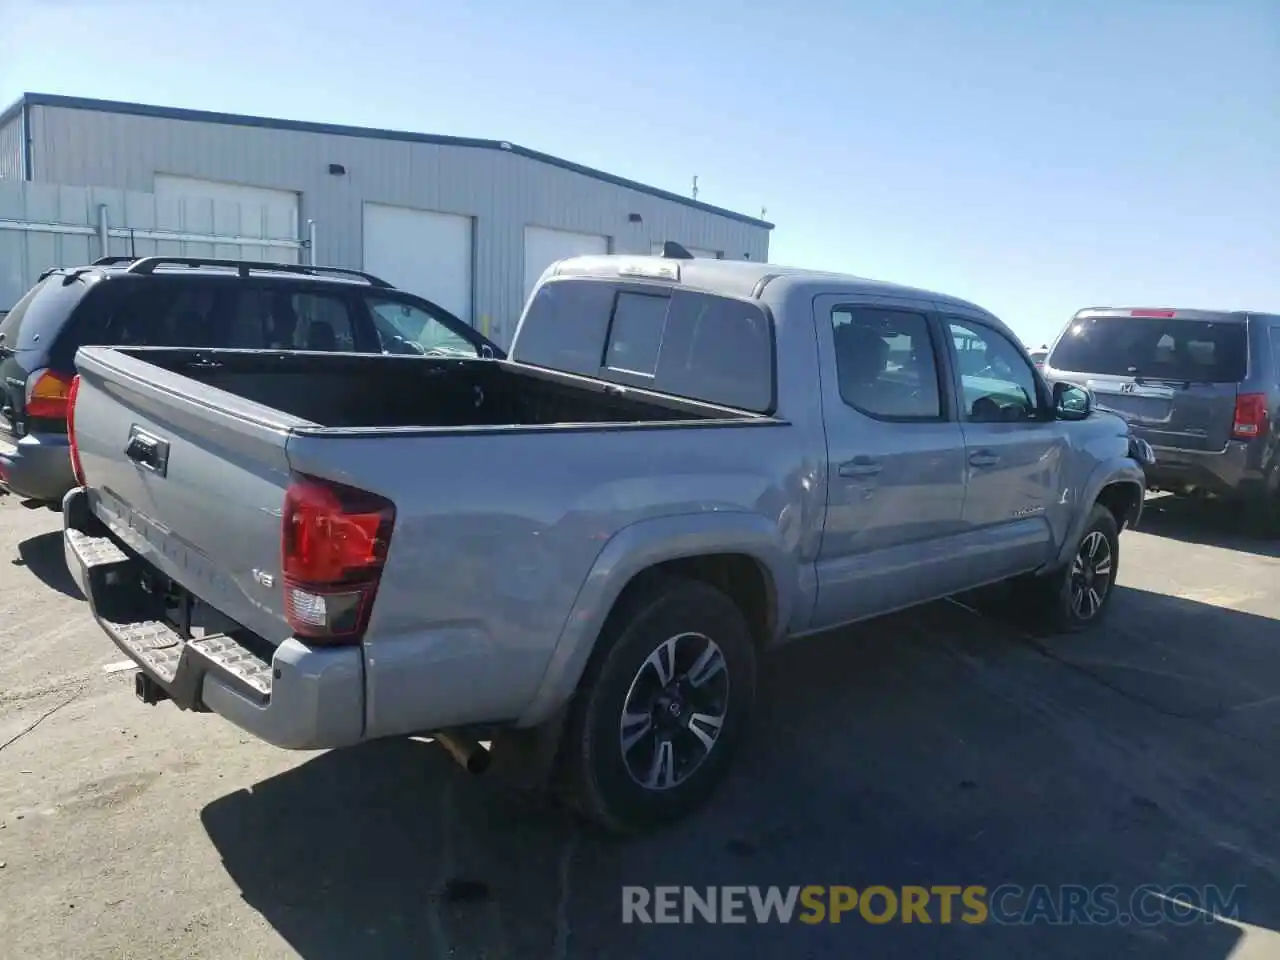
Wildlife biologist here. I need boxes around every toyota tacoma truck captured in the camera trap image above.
[62,252,1152,832]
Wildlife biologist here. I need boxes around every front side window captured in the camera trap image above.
[949,319,1041,422]
[367,297,477,357]
[830,307,942,420]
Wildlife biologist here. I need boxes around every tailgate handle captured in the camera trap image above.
[125,427,170,477]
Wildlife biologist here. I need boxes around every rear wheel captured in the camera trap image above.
[1017,504,1120,633]
[560,577,757,834]
[1245,471,1280,535]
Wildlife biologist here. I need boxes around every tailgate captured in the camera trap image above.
[1086,375,1238,452]
[72,347,305,645]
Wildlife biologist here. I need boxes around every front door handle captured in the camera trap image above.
[968,450,1001,468]
[838,457,883,479]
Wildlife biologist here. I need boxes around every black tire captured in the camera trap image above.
[1244,474,1280,536]
[560,576,757,834]
[1245,496,1280,536]
[1018,504,1120,633]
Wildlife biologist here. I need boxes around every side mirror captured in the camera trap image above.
[1053,381,1092,421]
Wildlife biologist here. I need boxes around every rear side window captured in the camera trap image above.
[85,283,226,347]
[225,288,356,351]
[831,307,942,419]
[514,279,774,412]
[289,292,356,351]
[1050,316,1247,382]
[78,282,359,352]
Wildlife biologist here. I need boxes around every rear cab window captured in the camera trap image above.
[1049,313,1248,383]
[513,278,775,412]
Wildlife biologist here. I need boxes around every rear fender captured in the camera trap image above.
[515,511,794,728]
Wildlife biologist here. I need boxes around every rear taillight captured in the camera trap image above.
[26,369,74,420]
[281,474,396,643]
[1232,392,1268,440]
[66,374,85,486]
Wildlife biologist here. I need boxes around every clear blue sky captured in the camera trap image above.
[2,0,1276,345]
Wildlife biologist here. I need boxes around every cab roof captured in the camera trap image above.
[548,254,1000,320]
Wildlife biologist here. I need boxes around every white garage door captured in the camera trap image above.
[524,226,609,300]
[154,174,300,262]
[363,203,474,323]
[651,242,722,259]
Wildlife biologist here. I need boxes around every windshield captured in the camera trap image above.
[1048,316,1247,382]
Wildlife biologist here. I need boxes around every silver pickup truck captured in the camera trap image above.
[63,254,1151,832]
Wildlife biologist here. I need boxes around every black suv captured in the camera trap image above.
[0,256,503,506]
[1042,306,1280,523]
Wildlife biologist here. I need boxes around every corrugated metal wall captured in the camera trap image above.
[0,180,302,310]
[27,104,771,338]
[0,110,23,183]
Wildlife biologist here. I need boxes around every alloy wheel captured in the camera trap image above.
[1070,530,1113,620]
[618,631,730,791]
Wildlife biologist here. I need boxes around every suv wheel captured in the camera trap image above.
[561,577,757,834]
[1018,504,1120,633]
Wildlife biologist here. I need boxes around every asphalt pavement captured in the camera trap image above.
[1,495,1278,959]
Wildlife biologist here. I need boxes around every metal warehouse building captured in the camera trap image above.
[0,93,772,344]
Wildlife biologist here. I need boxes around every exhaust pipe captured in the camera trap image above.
[434,732,491,775]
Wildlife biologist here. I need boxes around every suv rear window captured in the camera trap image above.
[0,275,91,354]
[513,279,775,412]
[1049,316,1248,382]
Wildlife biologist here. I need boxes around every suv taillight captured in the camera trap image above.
[1231,392,1268,440]
[26,369,74,420]
[281,474,396,644]
[66,374,85,486]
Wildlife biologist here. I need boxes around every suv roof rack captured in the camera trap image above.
[123,256,393,288]
[91,256,144,266]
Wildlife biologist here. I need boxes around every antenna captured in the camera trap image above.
[691,175,699,201]
[760,206,767,220]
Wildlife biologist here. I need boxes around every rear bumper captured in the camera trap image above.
[63,487,365,750]
[0,430,75,504]
[1142,440,1267,499]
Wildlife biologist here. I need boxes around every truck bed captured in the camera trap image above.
[68,343,785,660]
[117,348,755,430]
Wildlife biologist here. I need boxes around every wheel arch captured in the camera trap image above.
[515,511,794,728]
[1052,458,1146,569]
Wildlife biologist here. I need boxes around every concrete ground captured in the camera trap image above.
[0,495,1278,960]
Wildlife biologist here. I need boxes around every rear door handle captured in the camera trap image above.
[968,450,1001,468]
[838,457,883,479]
